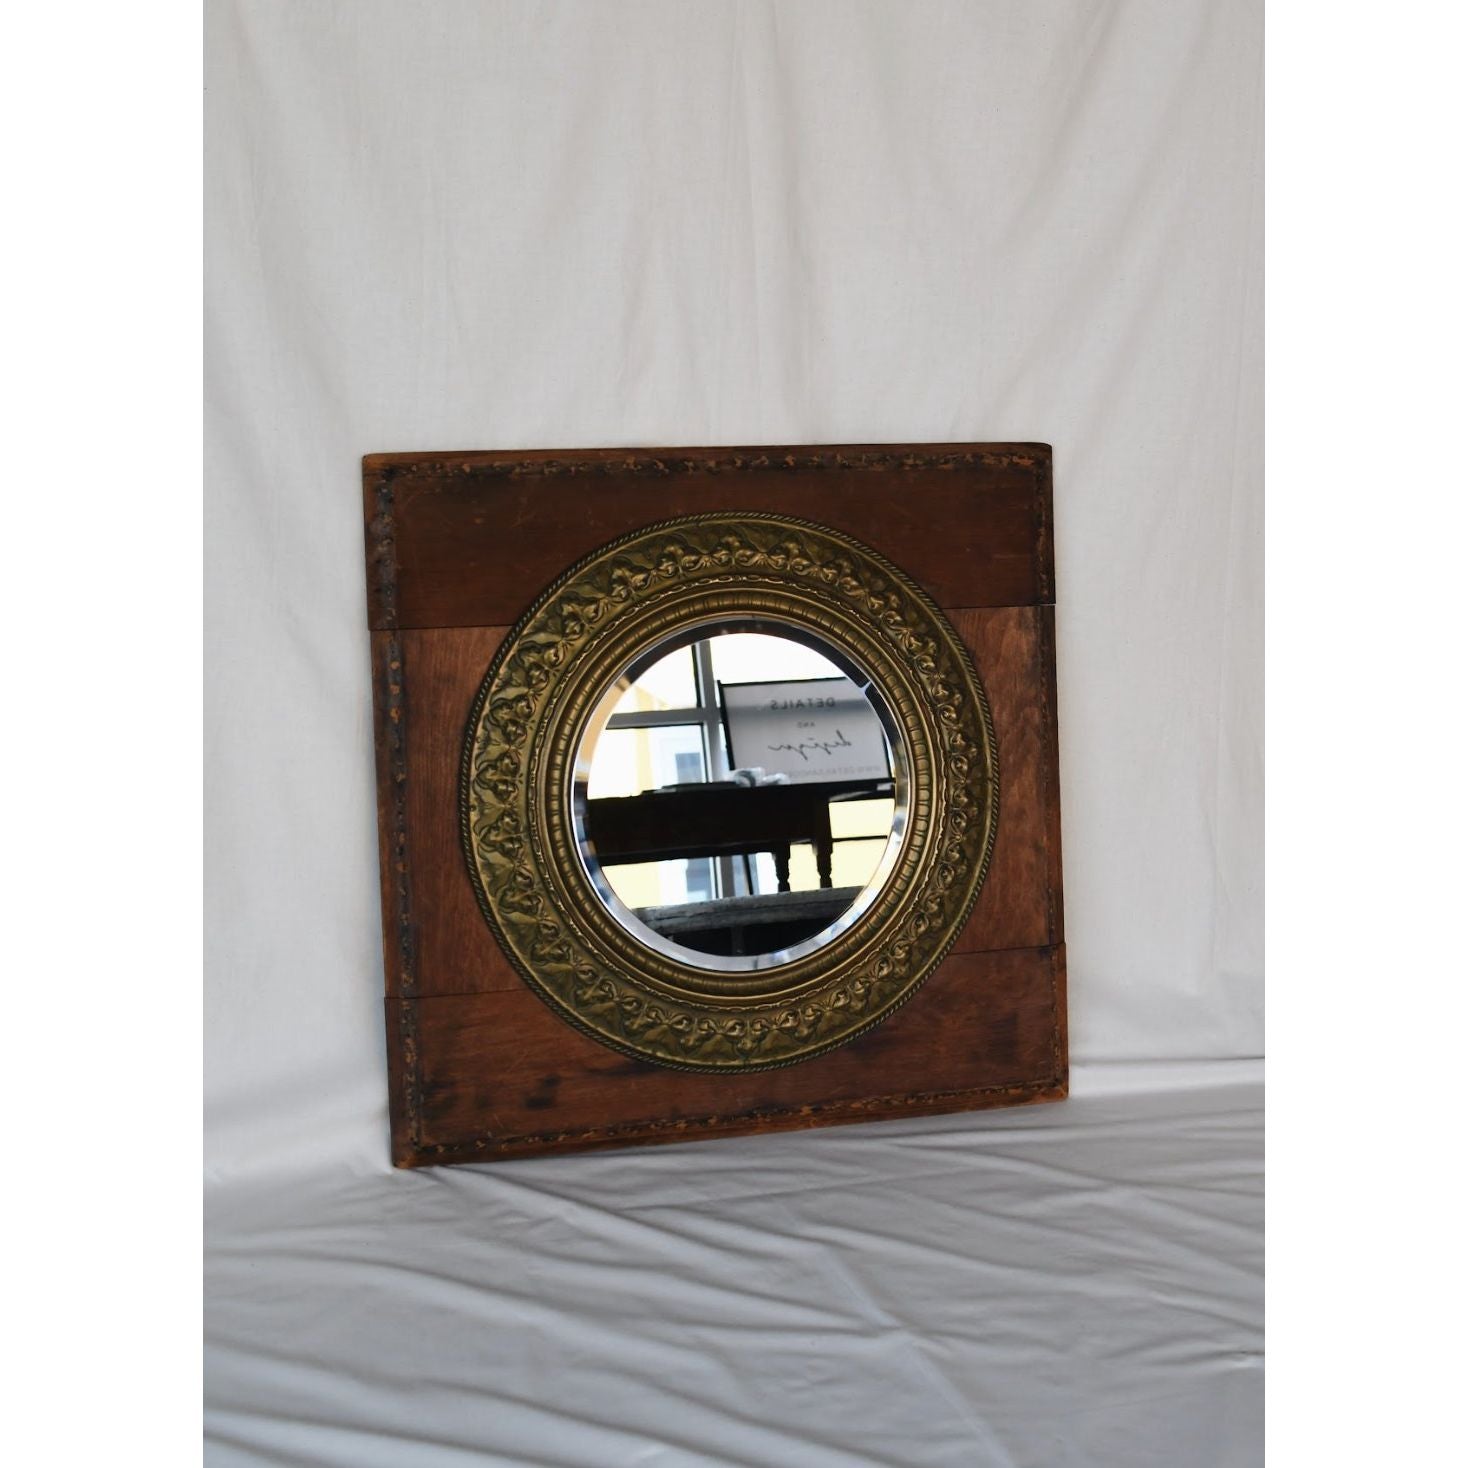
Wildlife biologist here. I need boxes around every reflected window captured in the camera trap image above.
[590,630,897,927]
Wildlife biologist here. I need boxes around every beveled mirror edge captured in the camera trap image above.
[567,614,913,976]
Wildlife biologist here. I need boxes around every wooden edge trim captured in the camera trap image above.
[1050,942,1070,1094]
[362,442,1053,475]
[1033,453,1055,604]
[370,631,417,998]
[1038,605,1066,946]
[393,1074,1068,1168]
[385,999,423,1166]
[363,460,400,630]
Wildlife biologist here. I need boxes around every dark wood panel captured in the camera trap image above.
[364,443,1052,630]
[391,607,1059,995]
[391,626,519,997]
[950,606,1060,954]
[394,944,1066,1163]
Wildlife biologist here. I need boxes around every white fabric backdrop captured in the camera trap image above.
[205,3,1262,1462]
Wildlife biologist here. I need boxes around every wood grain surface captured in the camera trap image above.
[364,443,1053,631]
[392,946,1065,1164]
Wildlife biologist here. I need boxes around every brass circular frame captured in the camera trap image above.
[461,514,999,1072]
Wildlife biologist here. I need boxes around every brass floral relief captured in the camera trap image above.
[461,514,999,1071]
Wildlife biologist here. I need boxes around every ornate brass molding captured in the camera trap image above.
[461,514,999,1071]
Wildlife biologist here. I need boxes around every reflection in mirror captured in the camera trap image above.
[572,621,907,973]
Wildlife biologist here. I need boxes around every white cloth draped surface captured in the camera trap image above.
[205,3,1262,1463]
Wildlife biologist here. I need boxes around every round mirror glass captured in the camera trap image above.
[571,619,908,972]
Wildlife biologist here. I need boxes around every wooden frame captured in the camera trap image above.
[365,444,1066,1165]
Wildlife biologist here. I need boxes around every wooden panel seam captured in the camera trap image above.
[374,603,1046,638]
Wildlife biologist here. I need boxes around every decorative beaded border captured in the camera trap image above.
[460,513,999,1072]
